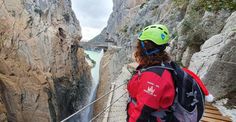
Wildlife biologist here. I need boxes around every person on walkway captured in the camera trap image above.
[126,24,214,122]
[127,24,175,122]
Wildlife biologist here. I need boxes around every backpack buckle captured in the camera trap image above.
[191,99,199,106]
[186,91,197,97]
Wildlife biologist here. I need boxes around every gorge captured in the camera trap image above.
[0,0,236,122]
[0,0,92,121]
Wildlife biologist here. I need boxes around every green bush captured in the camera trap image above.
[200,0,236,11]
[173,0,189,7]
[174,0,236,11]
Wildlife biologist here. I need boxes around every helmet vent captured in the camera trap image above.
[144,28,148,31]
[164,31,168,35]
[158,27,163,30]
[151,26,157,28]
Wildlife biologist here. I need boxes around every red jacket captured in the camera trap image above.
[127,66,175,122]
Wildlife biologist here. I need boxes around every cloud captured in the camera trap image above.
[81,27,101,41]
[71,0,113,40]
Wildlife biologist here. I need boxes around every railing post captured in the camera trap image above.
[102,82,116,122]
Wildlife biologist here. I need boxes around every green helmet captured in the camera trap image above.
[138,24,170,45]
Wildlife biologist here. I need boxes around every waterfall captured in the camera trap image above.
[82,49,104,122]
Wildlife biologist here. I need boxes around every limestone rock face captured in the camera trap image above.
[0,0,91,121]
[93,0,236,118]
[189,12,236,98]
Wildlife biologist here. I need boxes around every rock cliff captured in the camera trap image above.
[92,0,236,120]
[0,0,91,121]
[189,12,236,98]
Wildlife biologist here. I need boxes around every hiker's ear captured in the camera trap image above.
[132,52,135,61]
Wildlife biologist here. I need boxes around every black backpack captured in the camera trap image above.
[140,61,205,122]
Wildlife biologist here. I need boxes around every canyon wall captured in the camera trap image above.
[0,0,91,121]
[92,0,236,120]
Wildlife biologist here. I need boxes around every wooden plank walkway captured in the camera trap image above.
[201,103,232,122]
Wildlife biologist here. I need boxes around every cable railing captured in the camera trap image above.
[61,80,128,122]
[90,91,128,122]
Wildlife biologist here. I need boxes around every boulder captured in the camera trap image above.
[189,12,236,98]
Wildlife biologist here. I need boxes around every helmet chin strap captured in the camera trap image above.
[141,41,161,56]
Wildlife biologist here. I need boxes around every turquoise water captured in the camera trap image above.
[85,50,104,85]
[83,50,104,122]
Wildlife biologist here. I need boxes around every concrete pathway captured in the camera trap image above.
[105,65,131,122]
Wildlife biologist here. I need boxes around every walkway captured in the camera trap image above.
[201,103,232,122]
[103,65,130,122]
[61,63,233,122]
[100,63,232,122]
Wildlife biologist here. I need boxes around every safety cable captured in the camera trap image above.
[61,80,128,122]
[89,91,128,122]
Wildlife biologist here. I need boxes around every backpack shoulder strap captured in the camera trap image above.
[144,65,174,71]
[140,64,174,75]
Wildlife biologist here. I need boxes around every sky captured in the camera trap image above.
[71,0,113,41]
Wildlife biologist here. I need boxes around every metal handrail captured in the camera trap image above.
[61,81,128,122]
[89,91,128,122]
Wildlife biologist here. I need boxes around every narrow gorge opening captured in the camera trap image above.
[70,0,112,121]
[83,49,104,121]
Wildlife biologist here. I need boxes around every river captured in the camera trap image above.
[82,49,104,122]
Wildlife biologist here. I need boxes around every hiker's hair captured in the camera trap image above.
[134,40,171,67]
